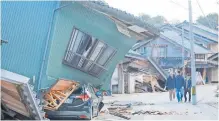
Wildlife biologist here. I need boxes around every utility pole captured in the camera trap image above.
[188,0,197,105]
[118,62,124,94]
[181,23,185,77]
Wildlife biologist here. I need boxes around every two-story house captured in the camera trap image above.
[176,21,218,83]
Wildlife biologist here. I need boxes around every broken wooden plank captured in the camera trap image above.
[51,92,62,101]
[55,91,66,97]
[109,112,131,120]
[53,86,77,110]
[45,94,57,106]
[43,83,78,111]
[50,79,79,91]
[44,106,57,111]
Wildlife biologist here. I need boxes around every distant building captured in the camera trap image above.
[133,22,218,83]
[176,21,218,83]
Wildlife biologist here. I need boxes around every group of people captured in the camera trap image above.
[164,70,192,102]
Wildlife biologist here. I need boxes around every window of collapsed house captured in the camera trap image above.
[63,27,117,77]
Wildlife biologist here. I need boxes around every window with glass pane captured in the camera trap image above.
[195,54,205,59]
[143,47,147,55]
[159,47,167,57]
[63,28,116,77]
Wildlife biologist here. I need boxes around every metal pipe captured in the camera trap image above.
[37,2,73,93]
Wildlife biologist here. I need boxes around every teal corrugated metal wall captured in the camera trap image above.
[43,2,137,90]
[1,1,58,87]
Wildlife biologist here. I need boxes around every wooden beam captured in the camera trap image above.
[50,79,78,91]
[55,91,66,97]
[45,94,57,106]
[43,106,56,111]
[43,85,78,110]
[43,79,79,111]
[51,92,62,101]
[53,87,76,110]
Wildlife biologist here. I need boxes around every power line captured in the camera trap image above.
[169,0,198,15]
[170,0,217,29]
[170,0,188,10]
[195,0,215,29]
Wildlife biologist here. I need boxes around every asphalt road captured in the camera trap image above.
[94,84,218,120]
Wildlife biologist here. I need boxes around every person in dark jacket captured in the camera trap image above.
[165,71,176,101]
[175,70,184,102]
[184,73,192,102]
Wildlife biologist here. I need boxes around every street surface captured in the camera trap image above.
[94,84,218,120]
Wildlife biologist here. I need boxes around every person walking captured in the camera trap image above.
[164,71,176,101]
[175,70,184,102]
[184,73,192,102]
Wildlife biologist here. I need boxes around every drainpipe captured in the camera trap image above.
[37,2,72,93]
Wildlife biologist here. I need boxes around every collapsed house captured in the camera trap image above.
[1,1,159,119]
[111,51,166,94]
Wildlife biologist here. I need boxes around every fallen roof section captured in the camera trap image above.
[125,51,167,80]
[1,69,47,120]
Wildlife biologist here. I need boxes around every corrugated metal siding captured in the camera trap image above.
[43,2,137,89]
[1,2,57,86]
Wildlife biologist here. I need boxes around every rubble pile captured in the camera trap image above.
[132,110,185,115]
[134,74,166,93]
[108,107,132,114]
[106,106,187,120]
[110,101,154,106]
[108,107,131,120]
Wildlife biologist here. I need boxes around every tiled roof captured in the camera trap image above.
[78,1,160,36]
[131,23,214,54]
[176,21,218,43]
[195,23,218,35]
[177,21,218,34]
[161,30,213,54]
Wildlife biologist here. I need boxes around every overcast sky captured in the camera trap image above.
[104,0,218,22]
